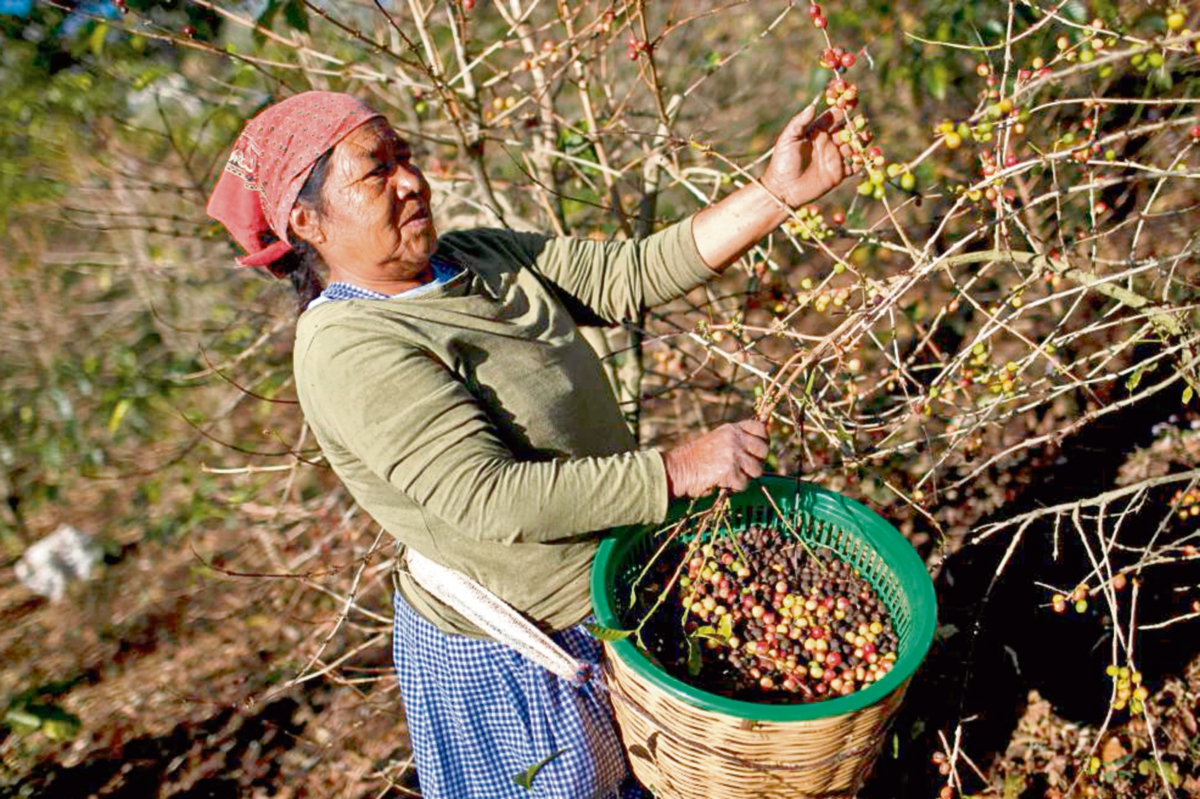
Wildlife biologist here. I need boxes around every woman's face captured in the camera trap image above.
[293,118,437,288]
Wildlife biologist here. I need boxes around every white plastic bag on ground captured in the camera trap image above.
[14,524,103,601]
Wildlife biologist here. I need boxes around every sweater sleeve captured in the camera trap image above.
[299,326,670,545]
[438,216,716,325]
[530,215,718,324]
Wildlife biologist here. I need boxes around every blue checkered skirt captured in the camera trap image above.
[391,592,645,798]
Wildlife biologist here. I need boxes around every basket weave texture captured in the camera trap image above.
[591,476,937,799]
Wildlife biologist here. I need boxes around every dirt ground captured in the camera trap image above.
[0,523,416,799]
[1,518,1197,799]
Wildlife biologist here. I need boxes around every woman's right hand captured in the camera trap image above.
[661,419,769,499]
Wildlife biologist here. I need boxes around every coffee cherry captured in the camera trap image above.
[1167,11,1185,31]
[637,525,899,702]
[1190,125,1200,140]
[840,52,856,69]
[462,0,475,9]
[808,3,822,17]
[813,15,827,29]
[182,24,196,38]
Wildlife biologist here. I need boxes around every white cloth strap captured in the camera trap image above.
[404,548,595,684]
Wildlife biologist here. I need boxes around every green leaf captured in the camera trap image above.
[3,703,81,740]
[925,61,949,102]
[89,23,108,59]
[1126,366,1145,391]
[3,708,42,733]
[804,369,817,397]
[1184,385,1194,405]
[583,623,634,642]
[558,130,586,152]
[512,748,567,790]
[1002,771,1026,799]
[108,398,131,436]
[717,613,733,640]
[255,0,281,33]
[686,637,702,676]
[283,0,310,33]
[42,716,81,741]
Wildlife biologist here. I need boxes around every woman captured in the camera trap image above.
[207,91,854,798]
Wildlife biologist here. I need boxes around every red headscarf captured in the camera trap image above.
[206,91,382,274]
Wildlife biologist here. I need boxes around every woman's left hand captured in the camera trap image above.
[691,103,861,272]
[760,105,856,209]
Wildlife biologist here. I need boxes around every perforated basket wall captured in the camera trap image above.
[590,476,937,799]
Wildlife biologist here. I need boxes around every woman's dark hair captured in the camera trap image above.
[271,149,333,310]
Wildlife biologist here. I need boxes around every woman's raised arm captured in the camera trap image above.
[692,105,855,272]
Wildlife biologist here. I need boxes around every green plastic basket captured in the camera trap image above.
[591,475,937,722]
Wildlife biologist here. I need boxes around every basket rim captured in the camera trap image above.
[590,475,937,722]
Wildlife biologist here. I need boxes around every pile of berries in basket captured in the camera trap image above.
[632,524,899,702]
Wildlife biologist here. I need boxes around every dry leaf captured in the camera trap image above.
[1182,704,1198,737]
[1101,736,1127,763]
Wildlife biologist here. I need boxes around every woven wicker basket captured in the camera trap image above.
[590,476,936,799]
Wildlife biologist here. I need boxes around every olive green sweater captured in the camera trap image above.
[294,217,715,637]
